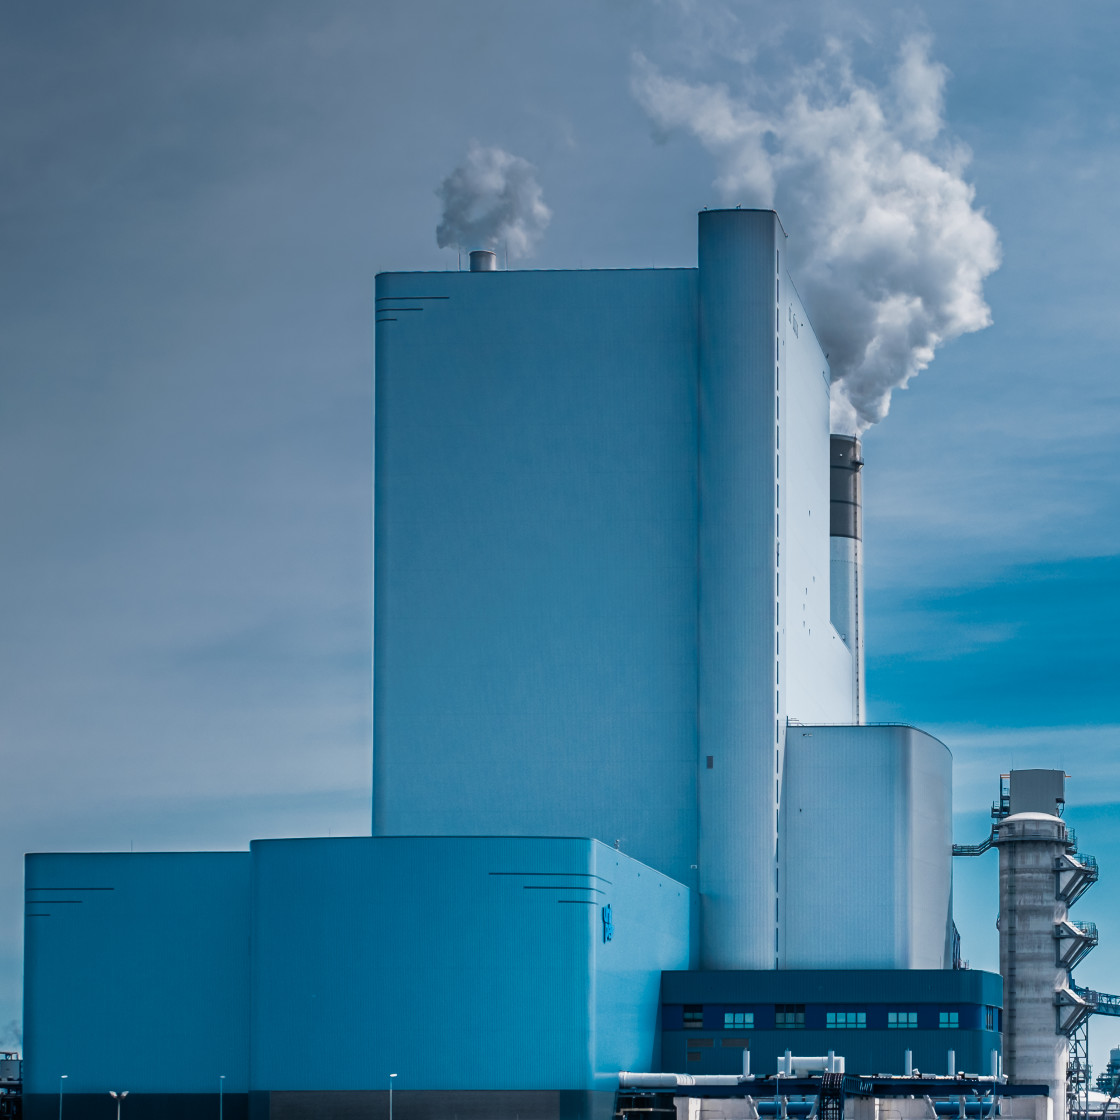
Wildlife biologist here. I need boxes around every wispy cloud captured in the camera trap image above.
[631,35,1000,434]
[868,555,1120,730]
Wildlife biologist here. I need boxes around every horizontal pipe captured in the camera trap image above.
[619,1073,753,1088]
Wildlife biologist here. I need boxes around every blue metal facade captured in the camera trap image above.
[660,970,1003,1078]
[23,853,250,1100]
[250,837,689,1094]
[23,840,689,1115]
[374,266,702,890]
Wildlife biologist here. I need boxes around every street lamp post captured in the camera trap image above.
[389,1073,398,1120]
[58,1073,67,1120]
[109,1090,129,1120]
[219,1074,225,1120]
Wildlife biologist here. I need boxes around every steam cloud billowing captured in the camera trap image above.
[632,37,1001,433]
[436,143,552,260]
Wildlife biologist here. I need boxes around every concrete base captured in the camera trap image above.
[256,1090,616,1120]
[26,1089,616,1120]
[24,1093,248,1120]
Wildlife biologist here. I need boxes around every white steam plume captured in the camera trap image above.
[436,143,552,260]
[632,37,1001,434]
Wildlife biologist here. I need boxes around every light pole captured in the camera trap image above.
[58,1073,67,1120]
[389,1072,397,1120]
[219,1074,225,1120]
[109,1089,129,1120]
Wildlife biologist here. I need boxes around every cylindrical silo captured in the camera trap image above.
[829,435,864,723]
[994,812,1070,1120]
[696,208,784,969]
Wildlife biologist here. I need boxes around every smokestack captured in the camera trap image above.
[829,435,864,722]
[469,250,498,272]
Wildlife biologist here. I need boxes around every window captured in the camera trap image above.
[687,1052,702,1063]
[775,1004,805,1029]
[684,1005,704,1029]
[940,1011,959,1029]
[724,1011,754,1030]
[986,1007,997,1032]
[826,1011,866,1030]
[888,1012,918,1029]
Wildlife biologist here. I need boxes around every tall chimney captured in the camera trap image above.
[469,249,498,272]
[829,435,864,723]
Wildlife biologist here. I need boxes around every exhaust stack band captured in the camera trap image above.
[829,435,864,723]
[829,435,863,540]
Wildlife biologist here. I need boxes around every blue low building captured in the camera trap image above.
[23,839,691,1119]
[22,840,999,1120]
[661,970,1002,1078]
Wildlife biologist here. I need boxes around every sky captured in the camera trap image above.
[3,0,1120,1071]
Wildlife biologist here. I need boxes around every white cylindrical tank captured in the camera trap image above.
[994,812,1070,1120]
[696,208,785,970]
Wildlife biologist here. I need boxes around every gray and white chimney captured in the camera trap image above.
[829,435,865,723]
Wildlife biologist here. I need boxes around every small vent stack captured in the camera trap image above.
[469,250,498,272]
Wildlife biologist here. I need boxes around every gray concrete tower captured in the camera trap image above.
[995,812,1095,1120]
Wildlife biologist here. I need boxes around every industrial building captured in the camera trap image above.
[21,210,1087,1119]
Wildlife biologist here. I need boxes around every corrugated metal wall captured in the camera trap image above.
[373,268,701,889]
[23,852,251,1095]
[779,725,952,969]
[250,837,690,1092]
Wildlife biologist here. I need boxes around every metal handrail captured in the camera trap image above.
[953,830,997,857]
[1072,984,1120,1017]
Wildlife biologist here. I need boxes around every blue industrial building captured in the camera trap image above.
[22,210,999,1119]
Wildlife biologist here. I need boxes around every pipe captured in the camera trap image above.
[619,1074,754,1088]
[777,1054,845,1076]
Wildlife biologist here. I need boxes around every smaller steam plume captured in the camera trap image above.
[632,37,1001,434]
[436,143,551,260]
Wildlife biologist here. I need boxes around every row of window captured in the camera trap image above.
[679,1004,991,1031]
[825,1011,957,1030]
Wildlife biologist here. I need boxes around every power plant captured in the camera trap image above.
[14,209,1115,1120]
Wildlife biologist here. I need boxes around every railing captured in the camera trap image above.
[1072,984,1120,1017]
[953,830,997,857]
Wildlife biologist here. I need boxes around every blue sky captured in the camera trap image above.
[3,0,1120,1071]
